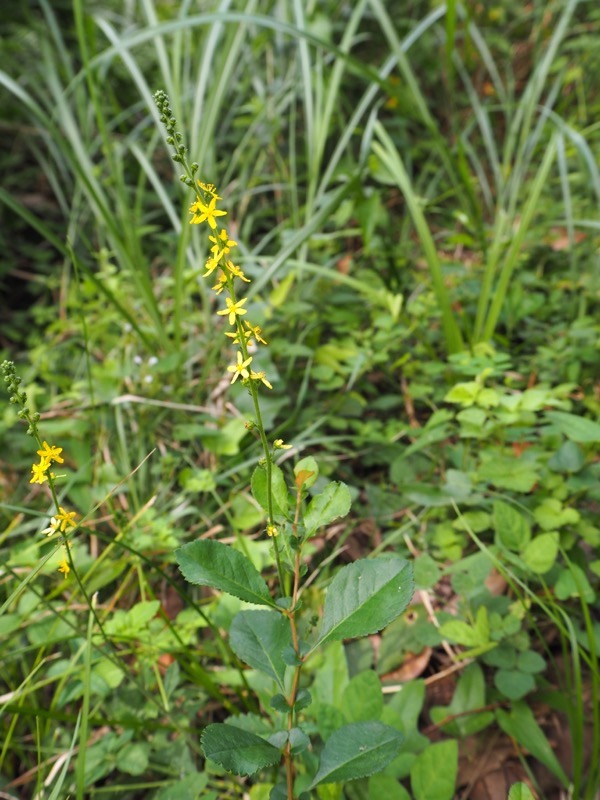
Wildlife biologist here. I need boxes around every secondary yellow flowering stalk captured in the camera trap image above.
[2,360,77,576]
[154,90,288,589]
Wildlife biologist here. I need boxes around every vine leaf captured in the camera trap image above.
[175,540,276,607]
[313,557,413,649]
[308,722,403,788]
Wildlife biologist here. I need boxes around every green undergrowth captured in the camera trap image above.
[1,1,600,798]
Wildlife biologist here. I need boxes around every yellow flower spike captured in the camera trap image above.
[266,524,279,538]
[244,321,267,345]
[250,370,273,390]
[58,558,70,576]
[55,507,77,532]
[274,439,292,450]
[225,261,251,283]
[189,195,227,229]
[37,441,64,464]
[209,229,237,259]
[217,297,248,325]
[30,458,51,485]
[227,352,253,384]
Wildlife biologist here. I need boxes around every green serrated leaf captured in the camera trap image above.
[175,540,275,607]
[308,722,403,788]
[304,482,352,537]
[493,500,531,551]
[229,610,291,690]
[314,557,413,648]
[201,723,280,776]
[410,739,458,800]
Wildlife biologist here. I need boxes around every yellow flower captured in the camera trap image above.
[225,328,252,345]
[274,439,292,450]
[55,507,77,532]
[58,558,70,576]
[198,181,220,198]
[189,196,227,229]
[250,370,273,390]
[266,524,279,537]
[225,261,251,283]
[217,297,248,325]
[202,255,222,278]
[212,272,228,295]
[37,441,64,464]
[30,458,50,485]
[209,229,237,260]
[42,517,60,536]
[227,352,253,384]
[244,321,267,345]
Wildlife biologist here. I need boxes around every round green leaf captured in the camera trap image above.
[494,669,535,700]
[521,533,559,574]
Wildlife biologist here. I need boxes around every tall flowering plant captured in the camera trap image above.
[2,360,77,575]
[153,91,414,800]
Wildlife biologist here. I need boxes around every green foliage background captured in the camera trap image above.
[1,0,599,798]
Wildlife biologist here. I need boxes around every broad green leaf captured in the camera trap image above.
[294,456,319,489]
[545,410,600,443]
[341,670,384,723]
[413,554,440,589]
[496,702,569,787]
[547,441,585,473]
[115,743,149,776]
[201,723,280,776]
[479,456,538,493]
[533,498,580,530]
[517,651,546,674]
[229,610,291,691]
[304,481,352,537]
[442,663,493,737]
[410,739,458,800]
[314,557,414,648]
[493,500,531,551]
[554,564,595,602]
[494,669,535,700]
[154,771,208,800]
[368,775,410,799]
[251,463,289,518]
[521,533,559,574]
[308,722,403,788]
[175,540,275,608]
[508,783,536,800]
[438,619,481,647]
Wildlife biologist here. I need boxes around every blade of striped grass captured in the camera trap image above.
[372,122,465,354]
